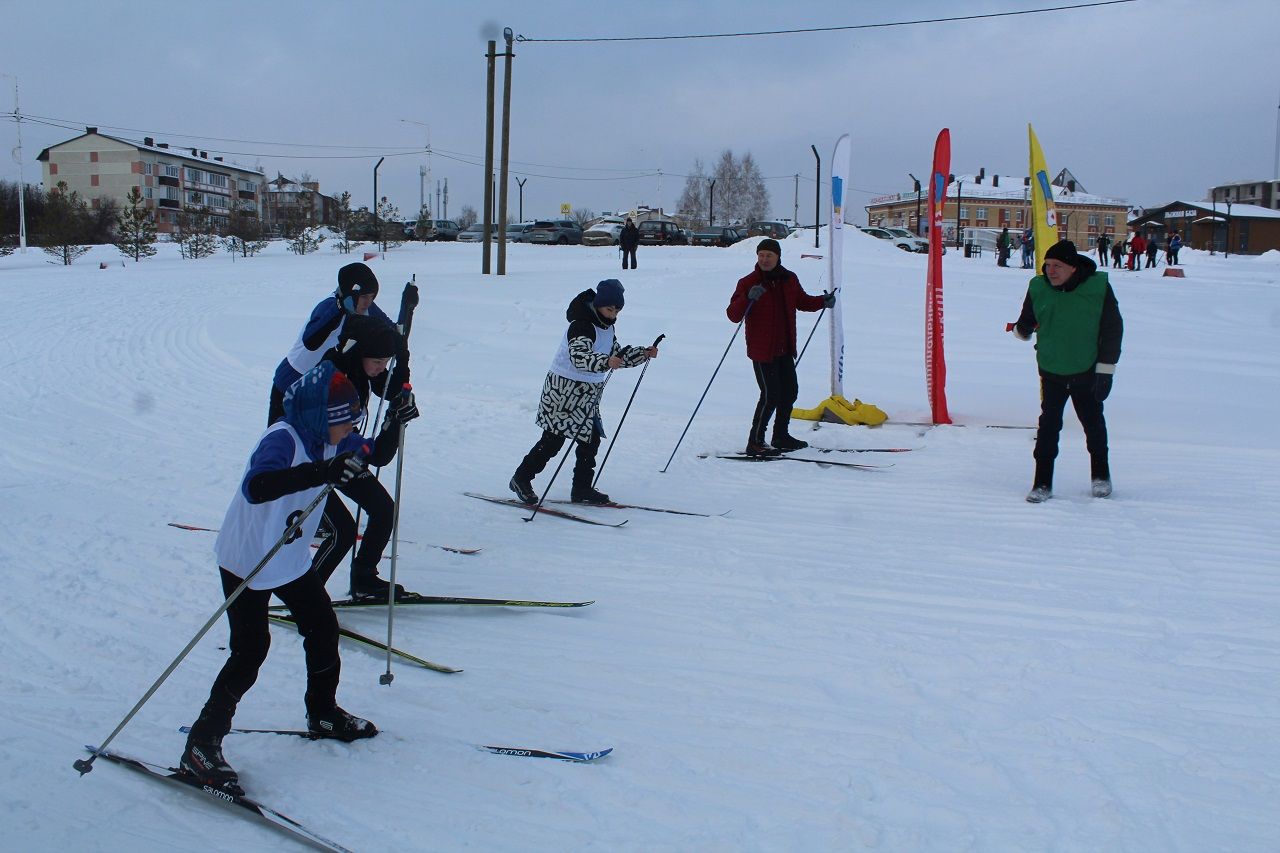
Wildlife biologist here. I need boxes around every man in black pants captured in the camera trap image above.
[726,239,832,456]
[619,218,639,270]
[1011,239,1123,502]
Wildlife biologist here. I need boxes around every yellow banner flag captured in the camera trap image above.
[1027,124,1059,273]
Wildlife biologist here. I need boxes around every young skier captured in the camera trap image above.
[509,280,658,505]
[268,261,402,423]
[1011,239,1123,503]
[317,314,420,599]
[180,363,412,794]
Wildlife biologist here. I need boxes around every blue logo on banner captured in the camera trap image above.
[832,176,843,207]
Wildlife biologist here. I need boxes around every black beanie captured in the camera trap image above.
[1044,240,1080,266]
[593,279,625,310]
[337,262,380,298]
[756,238,782,257]
[344,315,401,359]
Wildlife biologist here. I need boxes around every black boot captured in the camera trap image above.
[349,563,408,602]
[570,485,612,505]
[509,474,536,505]
[770,433,809,452]
[307,706,378,742]
[179,735,243,795]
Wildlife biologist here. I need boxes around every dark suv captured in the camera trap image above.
[525,220,583,245]
[637,220,689,246]
[747,221,791,240]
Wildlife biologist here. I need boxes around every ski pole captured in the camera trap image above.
[794,296,830,370]
[75,476,342,777]
[381,384,412,686]
[660,298,756,473]
[525,374,612,523]
[593,334,665,489]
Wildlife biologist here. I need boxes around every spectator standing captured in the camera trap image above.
[1167,232,1182,265]
[619,218,639,270]
[1096,233,1111,266]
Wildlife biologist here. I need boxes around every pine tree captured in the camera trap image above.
[114,187,158,262]
[175,207,219,259]
[222,205,267,257]
[39,181,92,265]
[375,197,402,251]
[330,191,363,254]
[287,225,324,255]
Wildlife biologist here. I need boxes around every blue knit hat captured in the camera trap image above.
[593,279,625,310]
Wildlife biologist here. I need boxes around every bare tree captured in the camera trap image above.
[571,207,596,228]
[676,158,709,225]
[456,204,478,229]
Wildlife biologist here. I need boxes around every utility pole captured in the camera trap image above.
[811,145,820,248]
[497,27,514,275]
[955,179,964,249]
[482,39,496,274]
[707,178,715,226]
[443,178,449,220]
[3,73,27,251]
[908,173,922,235]
[793,174,799,230]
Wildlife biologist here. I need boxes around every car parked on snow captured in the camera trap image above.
[747,221,791,240]
[582,222,625,247]
[525,220,583,245]
[690,225,745,247]
[504,221,536,243]
[457,223,499,243]
[859,225,927,253]
[420,219,461,241]
[880,227,930,253]
[637,220,689,246]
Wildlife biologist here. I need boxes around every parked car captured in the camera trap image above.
[637,220,689,246]
[401,220,417,240]
[420,219,461,241]
[747,221,791,240]
[690,225,745,247]
[582,222,625,247]
[525,220,583,245]
[505,221,536,243]
[880,227,930,253]
[457,223,498,243]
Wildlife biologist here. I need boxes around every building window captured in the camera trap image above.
[1015,209,1024,224]
[90,151,99,163]
[187,191,204,205]
[207,172,228,189]
[1088,213,1098,226]
[1087,236,1097,247]
[976,207,988,221]
[49,163,58,175]
[238,179,257,193]
[164,164,180,178]
[144,163,153,175]
[186,167,202,184]
[144,187,153,199]
[1104,214,1115,226]
[90,175,100,187]
[958,206,969,219]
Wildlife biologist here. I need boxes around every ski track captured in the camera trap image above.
[2,238,1278,850]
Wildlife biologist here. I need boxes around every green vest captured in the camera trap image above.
[1028,272,1108,375]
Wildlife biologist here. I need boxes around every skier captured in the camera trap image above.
[268,262,400,424]
[181,363,411,794]
[509,279,658,506]
[1010,240,1123,503]
[1145,234,1159,268]
[316,313,420,600]
[619,217,640,270]
[1021,228,1035,269]
[1167,231,1182,265]
[726,238,833,456]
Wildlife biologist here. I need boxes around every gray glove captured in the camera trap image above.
[748,284,766,301]
[823,292,836,309]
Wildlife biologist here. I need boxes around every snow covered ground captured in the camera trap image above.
[2,229,1278,851]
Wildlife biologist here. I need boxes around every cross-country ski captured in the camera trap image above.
[463,492,629,527]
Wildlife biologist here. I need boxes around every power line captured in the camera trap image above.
[516,0,1137,42]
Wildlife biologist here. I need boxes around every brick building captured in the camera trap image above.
[1130,200,1280,254]
[36,128,264,235]
[261,173,341,237]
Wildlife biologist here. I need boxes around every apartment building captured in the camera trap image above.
[37,127,264,235]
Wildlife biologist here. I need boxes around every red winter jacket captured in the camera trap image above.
[726,264,826,361]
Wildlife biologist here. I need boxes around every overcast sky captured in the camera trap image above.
[3,0,1276,224]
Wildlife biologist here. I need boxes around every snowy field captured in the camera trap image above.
[2,229,1278,851]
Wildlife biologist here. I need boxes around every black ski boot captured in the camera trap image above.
[307,706,379,742]
[349,564,409,602]
[179,736,244,796]
[509,474,537,505]
[770,434,809,452]
[570,485,612,506]
[744,441,781,458]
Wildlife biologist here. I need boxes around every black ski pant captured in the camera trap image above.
[312,478,392,584]
[1032,370,1109,489]
[1146,249,1157,268]
[189,568,340,741]
[622,247,637,269]
[516,427,602,492]
[749,356,800,446]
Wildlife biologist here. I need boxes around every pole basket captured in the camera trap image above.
[791,395,887,426]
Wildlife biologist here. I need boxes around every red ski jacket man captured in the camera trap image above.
[726,255,825,361]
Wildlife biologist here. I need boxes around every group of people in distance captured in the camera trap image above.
[178,230,1122,794]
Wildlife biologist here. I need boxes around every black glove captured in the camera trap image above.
[1093,371,1113,402]
[324,451,367,485]
[748,284,766,301]
[822,292,836,309]
[402,282,419,309]
[388,390,420,425]
[338,293,358,315]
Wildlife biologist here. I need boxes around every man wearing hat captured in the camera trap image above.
[268,262,395,424]
[726,238,834,456]
[510,279,658,505]
[1011,239,1124,502]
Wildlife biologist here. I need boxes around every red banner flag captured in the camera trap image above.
[925,129,952,424]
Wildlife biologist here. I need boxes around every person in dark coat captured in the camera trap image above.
[1021,228,1035,269]
[1010,240,1123,503]
[509,280,658,505]
[1167,232,1182,265]
[1111,237,1125,269]
[315,314,418,600]
[726,238,833,456]
[997,227,1012,267]
[1145,234,1159,268]
[619,217,640,270]
[1095,233,1111,266]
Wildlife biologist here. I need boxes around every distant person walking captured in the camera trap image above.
[1127,234,1146,270]
[1111,237,1126,269]
[997,227,1012,267]
[619,217,639,270]
[1096,233,1111,266]
[1021,228,1034,269]
[1167,232,1182,265]
[1145,234,1159,268]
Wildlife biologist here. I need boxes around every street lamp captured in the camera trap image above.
[372,156,384,248]
[908,173,922,236]
[1225,198,1233,258]
[1210,195,1217,254]
[707,178,716,226]
[955,179,964,249]
[516,177,527,222]
[2,73,27,251]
